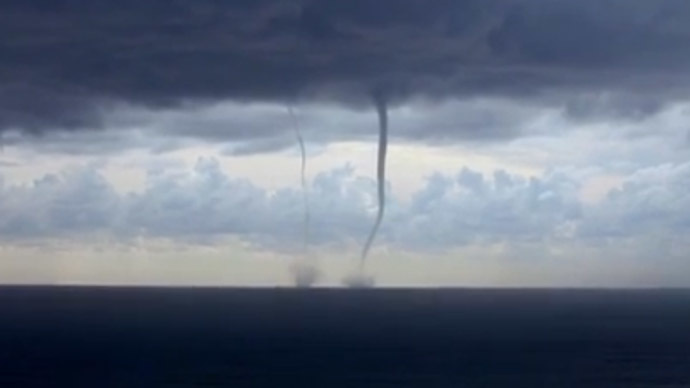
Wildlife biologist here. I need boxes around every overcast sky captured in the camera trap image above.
[1,0,690,287]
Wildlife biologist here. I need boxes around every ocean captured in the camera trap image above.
[1,286,689,387]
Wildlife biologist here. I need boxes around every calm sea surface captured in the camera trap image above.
[1,286,689,387]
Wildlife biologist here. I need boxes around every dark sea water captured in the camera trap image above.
[1,287,689,387]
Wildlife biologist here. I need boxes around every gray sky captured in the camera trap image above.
[1,0,689,286]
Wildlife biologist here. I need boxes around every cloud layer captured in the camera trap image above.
[2,158,688,257]
[3,0,690,133]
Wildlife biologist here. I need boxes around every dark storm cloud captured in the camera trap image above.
[2,0,690,133]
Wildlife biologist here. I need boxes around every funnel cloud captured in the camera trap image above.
[289,106,310,256]
[287,105,319,287]
[359,94,389,271]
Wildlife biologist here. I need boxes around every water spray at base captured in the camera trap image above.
[289,260,321,288]
[342,271,376,288]
[344,93,388,288]
[287,106,320,287]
